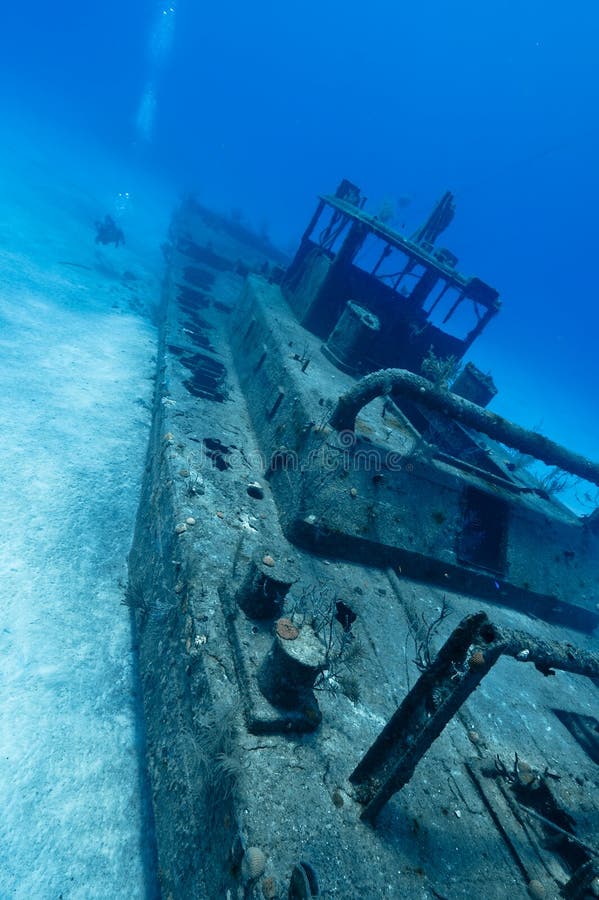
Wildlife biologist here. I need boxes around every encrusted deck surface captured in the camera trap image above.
[129,204,599,899]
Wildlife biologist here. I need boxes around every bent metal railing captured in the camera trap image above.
[350,610,599,823]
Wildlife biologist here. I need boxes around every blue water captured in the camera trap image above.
[3,0,597,458]
[1,1,598,895]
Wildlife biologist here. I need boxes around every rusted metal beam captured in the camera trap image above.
[350,612,501,823]
[350,612,599,823]
[320,194,474,294]
[330,368,599,486]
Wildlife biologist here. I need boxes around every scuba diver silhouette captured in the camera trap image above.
[94,215,125,247]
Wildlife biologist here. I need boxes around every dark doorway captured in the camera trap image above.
[457,487,508,574]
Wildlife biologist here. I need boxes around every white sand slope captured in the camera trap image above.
[0,126,164,899]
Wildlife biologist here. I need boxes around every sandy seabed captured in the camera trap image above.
[0,119,167,899]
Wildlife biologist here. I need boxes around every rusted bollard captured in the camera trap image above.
[236,552,296,620]
[258,618,326,721]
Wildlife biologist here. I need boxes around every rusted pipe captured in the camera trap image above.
[497,626,599,678]
[329,368,599,486]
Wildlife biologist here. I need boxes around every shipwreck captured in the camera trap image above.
[128,180,599,899]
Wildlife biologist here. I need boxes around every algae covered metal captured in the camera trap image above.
[129,185,599,899]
